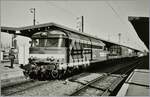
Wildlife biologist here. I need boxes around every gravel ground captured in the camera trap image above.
[78,87,104,96]
[92,75,119,90]
[3,72,122,96]
[12,80,82,96]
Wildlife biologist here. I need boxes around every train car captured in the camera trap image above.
[108,44,137,59]
[21,23,107,79]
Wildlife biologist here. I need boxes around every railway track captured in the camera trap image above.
[1,57,142,96]
[69,58,142,96]
[1,80,53,96]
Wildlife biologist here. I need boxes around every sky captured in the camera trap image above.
[0,0,149,52]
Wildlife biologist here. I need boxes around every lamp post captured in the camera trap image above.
[118,33,121,55]
[76,16,84,32]
[0,27,1,63]
[30,8,36,26]
[118,33,121,44]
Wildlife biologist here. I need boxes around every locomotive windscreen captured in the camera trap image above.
[31,30,67,47]
[32,38,65,47]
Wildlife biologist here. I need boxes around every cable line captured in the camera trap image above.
[48,1,77,17]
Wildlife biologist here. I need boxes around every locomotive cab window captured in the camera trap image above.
[31,38,66,47]
[31,30,68,47]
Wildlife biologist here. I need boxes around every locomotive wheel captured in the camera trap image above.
[23,70,29,78]
[51,69,59,79]
[67,68,72,74]
[58,70,66,79]
[39,73,45,80]
[45,70,51,80]
[29,71,36,79]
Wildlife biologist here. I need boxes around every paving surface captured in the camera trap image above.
[0,62,23,77]
[117,69,149,96]
[0,62,25,87]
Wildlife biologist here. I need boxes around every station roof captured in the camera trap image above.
[1,22,140,52]
[128,16,149,49]
[1,26,17,34]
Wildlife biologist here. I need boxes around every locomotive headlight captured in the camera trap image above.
[41,65,44,69]
[29,56,37,61]
[31,64,35,69]
[30,56,34,59]
[29,56,34,61]
[47,57,50,61]
[50,57,55,61]
[57,58,65,64]
[56,59,60,63]
[33,56,37,60]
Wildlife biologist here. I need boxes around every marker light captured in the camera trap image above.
[40,32,47,37]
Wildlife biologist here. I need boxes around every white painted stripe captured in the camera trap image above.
[67,61,90,67]
[29,54,65,59]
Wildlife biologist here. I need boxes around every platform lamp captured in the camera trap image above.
[118,33,121,44]
[30,8,36,26]
[118,33,122,55]
[0,27,1,62]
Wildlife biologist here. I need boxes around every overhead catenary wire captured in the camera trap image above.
[106,1,139,43]
[47,1,77,18]
[105,1,145,51]
[44,1,84,32]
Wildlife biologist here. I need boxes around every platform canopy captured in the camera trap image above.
[1,22,141,52]
[128,16,149,49]
[1,26,17,34]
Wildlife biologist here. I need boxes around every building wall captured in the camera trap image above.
[15,36,31,64]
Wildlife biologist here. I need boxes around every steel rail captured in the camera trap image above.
[69,73,108,96]
[101,58,143,96]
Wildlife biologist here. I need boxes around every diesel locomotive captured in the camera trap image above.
[21,23,108,79]
[20,23,136,79]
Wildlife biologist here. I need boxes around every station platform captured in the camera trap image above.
[0,62,25,87]
[117,69,149,96]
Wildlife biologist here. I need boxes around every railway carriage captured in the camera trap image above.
[21,23,107,79]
